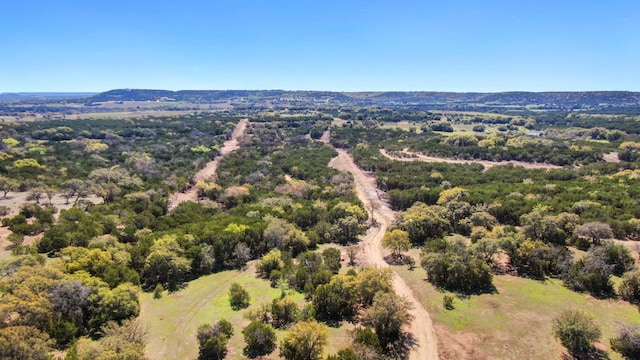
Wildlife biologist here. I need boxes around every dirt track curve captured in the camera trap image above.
[168,118,248,210]
[324,132,439,360]
[380,148,562,170]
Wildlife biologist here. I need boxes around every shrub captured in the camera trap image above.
[351,327,381,352]
[619,272,640,305]
[443,295,455,310]
[611,323,640,359]
[197,320,234,360]
[0,205,10,216]
[242,321,277,357]
[229,283,250,310]
[563,247,614,297]
[326,348,357,360]
[153,284,164,299]
[553,310,601,358]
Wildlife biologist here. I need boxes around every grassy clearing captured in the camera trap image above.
[139,262,353,359]
[380,121,424,134]
[395,251,640,360]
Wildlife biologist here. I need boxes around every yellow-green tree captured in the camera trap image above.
[382,229,411,258]
[280,321,327,360]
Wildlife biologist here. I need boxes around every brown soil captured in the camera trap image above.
[167,119,248,210]
[328,146,439,360]
[380,148,562,171]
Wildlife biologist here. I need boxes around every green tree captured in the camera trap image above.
[313,275,358,322]
[397,202,450,244]
[242,321,277,358]
[322,247,341,274]
[354,267,393,306]
[280,321,328,360]
[271,296,299,328]
[257,249,284,279]
[228,282,251,310]
[421,240,493,294]
[553,310,601,358]
[142,249,191,291]
[0,175,19,199]
[197,320,233,360]
[362,292,413,347]
[600,241,635,276]
[382,229,411,258]
[61,179,90,204]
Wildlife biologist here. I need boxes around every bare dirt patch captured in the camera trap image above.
[603,152,621,163]
[380,148,562,171]
[168,119,248,210]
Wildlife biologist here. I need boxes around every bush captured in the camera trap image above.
[472,125,486,132]
[229,283,250,310]
[619,272,640,305]
[153,284,164,299]
[405,256,416,270]
[553,310,601,358]
[242,321,277,357]
[257,250,284,279]
[326,348,357,360]
[197,320,234,360]
[0,205,10,216]
[443,295,455,310]
[351,327,381,352]
[563,246,615,297]
[601,242,635,276]
[611,323,640,359]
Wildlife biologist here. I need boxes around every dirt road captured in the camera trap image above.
[380,148,562,171]
[328,147,439,360]
[168,118,248,210]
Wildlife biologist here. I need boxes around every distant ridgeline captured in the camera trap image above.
[87,89,640,110]
[2,89,640,110]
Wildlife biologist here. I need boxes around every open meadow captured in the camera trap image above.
[139,262,353,360]
[395,250,640,360]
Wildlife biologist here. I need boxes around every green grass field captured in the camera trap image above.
[139,262,353,359]
[395,251,640,360]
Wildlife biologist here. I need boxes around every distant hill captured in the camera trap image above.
[87,89,640,109]
[0,92,96,102]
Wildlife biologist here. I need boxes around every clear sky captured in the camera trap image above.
[1,0,638,92]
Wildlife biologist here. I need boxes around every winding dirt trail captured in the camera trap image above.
[168,118,248,210]
[380,148,562,170]
[323,131,438,360]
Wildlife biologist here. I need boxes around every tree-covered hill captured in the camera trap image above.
[87,89,640,109]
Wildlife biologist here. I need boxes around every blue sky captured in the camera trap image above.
[1,0,638,92]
